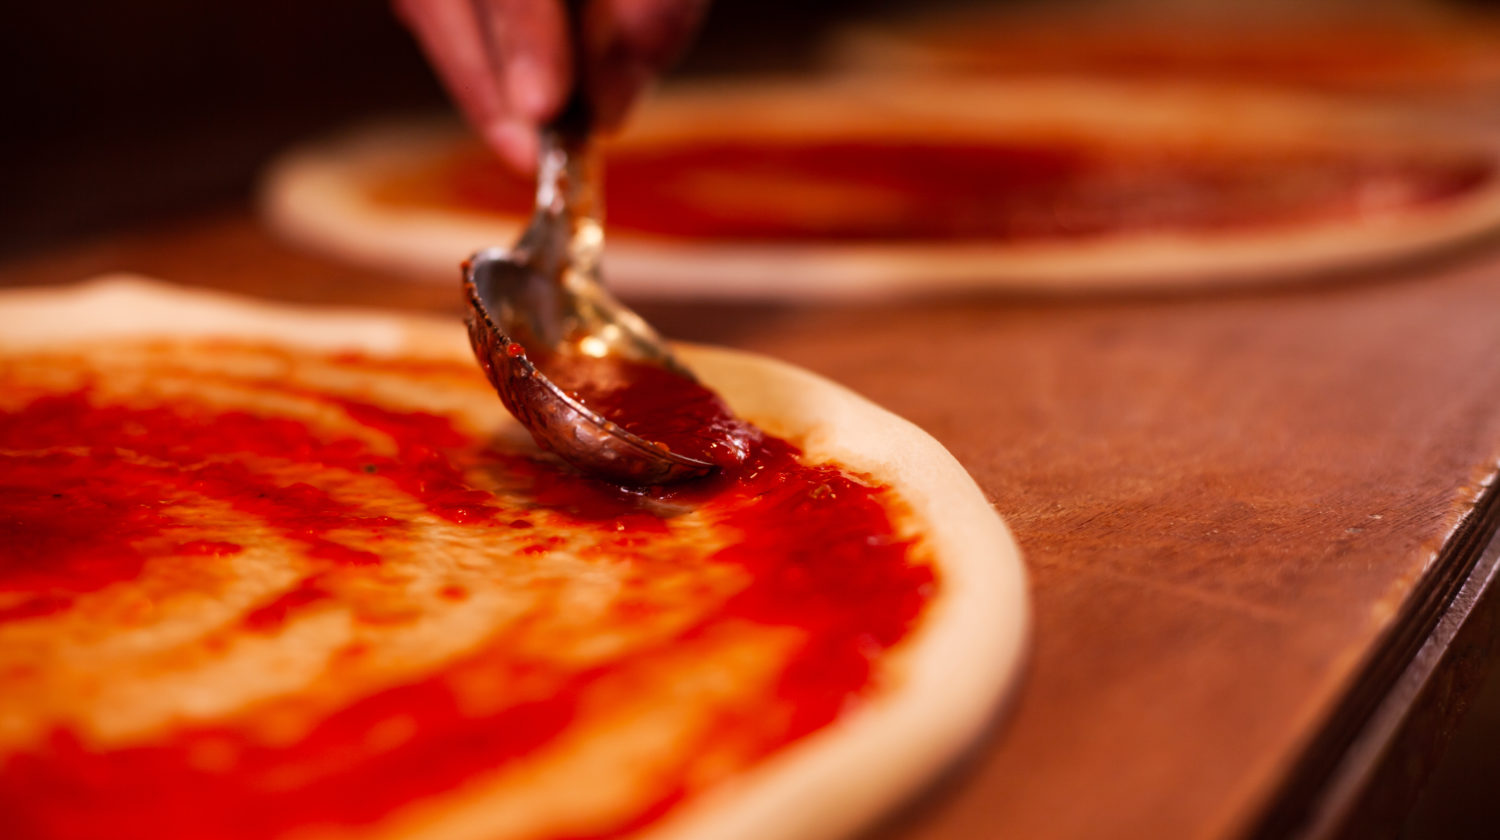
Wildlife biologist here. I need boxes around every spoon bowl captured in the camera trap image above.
[463,233,722,485]
[460,0,749,485]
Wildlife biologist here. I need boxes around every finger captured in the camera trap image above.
[472,0,572,124]
[395,0,539,170]
[395,0,506,134]
[587,0,708,129]
[595,0,708,69]
[482,117,541,172]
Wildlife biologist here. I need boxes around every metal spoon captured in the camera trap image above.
[461,8,733,485]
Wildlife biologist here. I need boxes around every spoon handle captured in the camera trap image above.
[539,0,604,289]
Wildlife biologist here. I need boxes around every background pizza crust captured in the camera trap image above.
[0,277,1028,840]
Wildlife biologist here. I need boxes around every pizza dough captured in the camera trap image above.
[260,79,1500,299]
[0,278,1026,840]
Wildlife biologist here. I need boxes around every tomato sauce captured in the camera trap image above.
[541,354,753,470]
[0,452,172,622]
[0,349,933,840]
[370,138,1496,241]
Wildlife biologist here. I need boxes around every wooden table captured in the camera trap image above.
[7,212,1500,840]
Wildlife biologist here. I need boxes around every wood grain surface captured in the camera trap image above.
[6,214,1500,839]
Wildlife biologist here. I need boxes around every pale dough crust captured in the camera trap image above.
[260,78,1500,299]
[0,277,1027,840]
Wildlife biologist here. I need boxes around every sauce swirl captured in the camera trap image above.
[0,344,934,840]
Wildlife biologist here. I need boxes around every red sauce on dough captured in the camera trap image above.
[0,453,172,622]
[0,352,932,840]
[371,138,1497,241]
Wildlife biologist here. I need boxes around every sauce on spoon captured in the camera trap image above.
[535,352,753,471]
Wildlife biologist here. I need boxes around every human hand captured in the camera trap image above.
[395,0,707,170]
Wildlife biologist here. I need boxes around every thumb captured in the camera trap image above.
[585,0,708,130]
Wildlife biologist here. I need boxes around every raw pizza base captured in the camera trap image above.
[260,78,1500,300]
[0,277,1028,840]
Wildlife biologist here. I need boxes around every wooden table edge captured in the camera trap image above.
[1247,474,1500,839]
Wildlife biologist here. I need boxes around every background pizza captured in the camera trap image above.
[0,279,1026,840]
[260,79,1500,300]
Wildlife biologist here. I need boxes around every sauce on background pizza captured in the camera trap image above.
[0,341,935,840]
[369,137,1497,242]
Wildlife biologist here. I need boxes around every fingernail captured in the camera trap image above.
[485,121,538,173]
